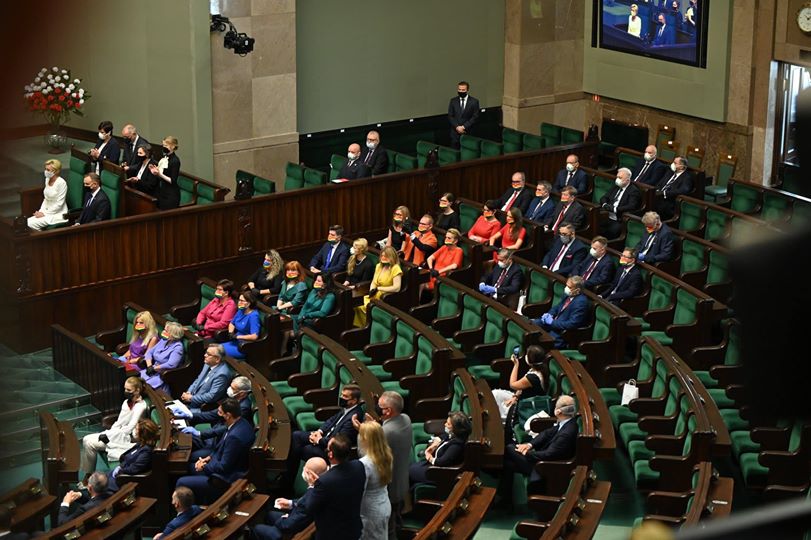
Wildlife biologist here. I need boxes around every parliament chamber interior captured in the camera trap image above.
[0,1,810,539]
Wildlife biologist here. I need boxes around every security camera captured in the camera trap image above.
[210,14,254,56]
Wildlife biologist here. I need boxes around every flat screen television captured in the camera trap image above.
[595,0,709,68]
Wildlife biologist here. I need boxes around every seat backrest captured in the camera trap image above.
[99,168,120,219]
[592,175,614,204]
[460,294,485,332]
[704,208,729,242]
[637,342,656,381]
[680,239,706,275]
[320,350,338,388]
[706,250,728,287]
[177,175,196,205]
[673,289,699,325]
[284,162,305,191]
[648,275,674,311]
[199,281,216,312]
[540,123,562,145]
[300,334,321,374]
[761,193,789,222]
[415,336,433,376]
[617,151,638,172]
[522,133,544,151]
[368,305,395,345]
[196,182,217,205]
[480,139,503,157]
[67,156,87,210]
[716,158,737,190]
[502,128,523,153]
[482,307,505,345]
[450,374,467,412]
[436,282,461,319]
[561,127,583,145]
[625,218,646,250]
[730,182,759,213]
[385,149,397,173]
[676,199,704,234]
[503,320,525,357]
[438,146,461,166]
[592,305,612,341]
[459,135,482,161]
[303,168,326,188]
[458,201,480,233]
[416,140,436,168]
[394,320,417,358]
[526,269,552,305]
[329,154,347,181]
[253,175,275,195]
[395,152,418,171]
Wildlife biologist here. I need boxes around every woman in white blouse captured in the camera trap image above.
[627,4,642,38]
[27,159,68,230]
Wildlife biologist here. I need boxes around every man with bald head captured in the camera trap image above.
[120,123,149,170]
[359,130,389,175]
[498,395,579,504]
[252,457,328,540]
[553,154,589,194]
[599,167,642,238]
[337,143,371,180]
[631,144,667,185]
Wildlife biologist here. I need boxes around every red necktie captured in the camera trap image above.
[551,204,569,232]
[550,244,569,271]
[494,266,509,288]
[503,190,520,211]
[554,298,572,318]
[582,258,598,280]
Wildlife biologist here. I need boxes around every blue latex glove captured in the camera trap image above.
[542,313,554,325]
[181,426,200,437]
[170,406,192,419]
[478,282,488,293]
[637,253,646,262]
[111,466,121,478]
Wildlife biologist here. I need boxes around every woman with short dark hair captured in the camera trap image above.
[195,279,237,338]
[222,291,261,359]
[408,411,471,485]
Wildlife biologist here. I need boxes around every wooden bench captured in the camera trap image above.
[726,176,811,227]
[410,472,496,540]
[0,478,55,534]
[39,411,80,516]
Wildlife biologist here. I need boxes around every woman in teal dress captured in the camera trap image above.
[276,260,309,315]
[281,274,336,354]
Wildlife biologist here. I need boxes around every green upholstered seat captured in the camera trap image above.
[458,201,481,233]
[100,168,120,218]
[303,167,326,188]
[416,140,436,168]
[522,133,544,151]
[329,154,347,181]
[729,182,760,213]
[676,199,705,234]
[704,208,729,242]
[284,162,305,191]
[394,152,417,171]
[502,128,523,154]
[253,175,275,195]
[196,182,217,205]
[561,127,583,145]
[459,135,482,161]
[177,175,196,206]
[480,138,503,157]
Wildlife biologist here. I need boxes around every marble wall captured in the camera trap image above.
[210,0,298,192]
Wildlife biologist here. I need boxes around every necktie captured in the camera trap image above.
[661,173,678,194]
[550,243,569,271]
[566,171,573,186]
[503,190,520,211]
[551,204,569,232]
[494,266,509,289]
[325,408,353,437]
[658,26,664,38]
[531,200,545,220]
[460,98,466,110]
[611,269,629,294]
[634,161,650,182]
[554,298,573,318]
[364,150,373,165]
[642,234,656,255]
[582,258,598,280]
[325,246,334,269]
[85,194,94,207]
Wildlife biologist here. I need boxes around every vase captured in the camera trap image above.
[44,124,68,154]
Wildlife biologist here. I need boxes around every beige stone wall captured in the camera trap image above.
[211,0,298,193]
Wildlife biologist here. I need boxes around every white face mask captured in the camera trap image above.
[301,470,310,484]
[44,170,55,179]
[347,152,358,160]
[444,426,452,436]
[644,152,654,162]
[349,247,356,255]
[497,261,507,268]
[565,163,575,172]
[589,247,598,258]
[366,141,377,150]
[564,286,574,296]
[615,178,624,187]
[670,162,678,172]
[98,132,106,140]
[226,387,236,398]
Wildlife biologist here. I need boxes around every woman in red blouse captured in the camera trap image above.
[422,228,464,295]
[194,279,237,338]
[489,207,526,260]
[467,200,501,244]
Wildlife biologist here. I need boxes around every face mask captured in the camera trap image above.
[439,201,449,208]
[444,426,453,436]
[646,226,656,233]
[418,225,429,232]
[589,247,598,258]
[392,217,403,224]
[670,162,677,172]
[98,132,106,140]
[561,195,571,203]
[349,246,356,255]
[497,261,507,268]
[380,260,391,267]
[137,154,146,161]
[619,258,631,266]
[313,282,323,289]
[262,260,271,268]
[134,322,146,331]
[286,272,298,279]
[226,387,236,398]
[566,163,575,172]
[564,286,574,296]
[301,470,310,484]
[615,178,624,187]
[328,238,338,245]
[347,152,357,160]
[483,211,493,218]
[214,291,224,298]
[458,91,467,98]
[445,240,455,246]
[124,390,134,399]
[644,152,654,162]
[237,303,247,311]
[366,141,377,150]
[44,170,55,179]
[560,234,572,244]
[161,330,169,340]
[339,397,350,408]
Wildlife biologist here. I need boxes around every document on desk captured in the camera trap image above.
[165,400,191,428]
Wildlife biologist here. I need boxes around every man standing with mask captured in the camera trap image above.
[599,167,642,239]
[448,81,480,149]
[359,130,389,176]
[531,276,590,348]
[337,143,371,180]
[541,223,587,276]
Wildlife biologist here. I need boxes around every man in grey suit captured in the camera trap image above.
[179,344,232,413]
[354,390,412,540]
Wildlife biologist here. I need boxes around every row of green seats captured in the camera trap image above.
[236,169,276,196]
[540,122,584,146]
[284,162,327,191]
[727,178,811,227]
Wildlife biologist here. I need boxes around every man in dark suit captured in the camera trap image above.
[553,154,589,194]
[631,144,668,185]
[76,173,111,225]
[285,385,363,493]
[309,225,351,275]
[545,186,587,232]
[337,143,371,180]
[495,171,534,214]
[252,457,328,540]
[175,398,255,504]
[89,120,120,175]
[600,167,642,239]
[154,487,203,540]
[636,211,675,263]
[359,130,389,176]
[409,412,471,485]
[541,223,587,277]
[479,249,524,309]
[448,81,480,149]
[120,123,149,169]
[531,276,590,348]
[652,13,675,45]
[499,395,578,504]
[525,181,556,224]
[124,144,158,196]
[602,248,644,305]
[655,156,693,219]
[575,236,615,291]
[306,434,366,540]
[57,471,114,526]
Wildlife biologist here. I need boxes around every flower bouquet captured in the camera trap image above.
[23,66,91,151]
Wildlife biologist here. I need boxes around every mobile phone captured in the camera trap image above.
[513,346,521,356]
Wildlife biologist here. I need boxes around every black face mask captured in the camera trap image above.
[339,397,350,408]
[162,147,171,155]
[374,404,384,417]
[124,391,134,400]
[458,91,467,98]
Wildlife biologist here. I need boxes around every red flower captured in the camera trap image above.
[75,102,81,109]
[48,95,54,102]
[58,95,65,102]
[67,100,73,107]
[54,87,61,94]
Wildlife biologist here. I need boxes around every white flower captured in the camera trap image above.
[68,84,74,91]
[63,74,69,80]
[34,77,40,83]
[61,69,67,74]
[73,79,80,84]
[79,98,84,104]
[78,89,84,96]
[52,67,58,72]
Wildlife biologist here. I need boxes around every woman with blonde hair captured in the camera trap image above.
[247,249,285,297]
[141,321,186,392]
[343,238,374,288]
[358,421,393,540]
[386,205,412,252]
[353,246,403,326]
[117,311,158,371]
[149,135,181,210]
[27,158,68,230]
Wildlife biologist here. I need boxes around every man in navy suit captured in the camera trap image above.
[307,434,366,540]
[309,225,350,275]
[359,130,389,176]
[525,181,556,224]
[76,173,111,225]
[57,472,114,525]
[154,487,202,539]
[176,398,255,504]
[448,81,480,149]
[600,168,643,239]
[120,123,149,170]
[602,248,644,305]
[655,156,693,219]
[495,172,534,214]
[180,344,232,412]
[337,143,371,180]
[285,385,363,492]
[635,211,675,264]
[541,223,588,277]
[545,187,587,232]
[531,276,590,348]
[499,395,578,504]
[652,13,675,45]
[553,154,589,194]
[575,236,615,291]
[252,457,328,540]
[631,145,668,185]
[89,120,120,175]
[479,249,524,309]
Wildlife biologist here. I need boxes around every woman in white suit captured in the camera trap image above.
[27,158,68,230]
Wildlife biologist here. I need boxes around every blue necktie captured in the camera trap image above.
[325,246,333,269]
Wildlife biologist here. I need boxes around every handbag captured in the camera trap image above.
[621,379,639,406]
